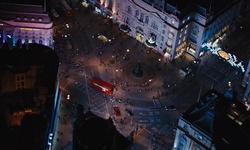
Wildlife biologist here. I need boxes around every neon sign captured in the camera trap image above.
[202,39,245,72]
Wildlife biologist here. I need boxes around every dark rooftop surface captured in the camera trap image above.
[0,0,44,5]
[166,0,233,11]
[182,89,250,149]
[0,0,47,14]
[0,43,59,150]
[74,110,133,150]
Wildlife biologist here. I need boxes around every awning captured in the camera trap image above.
[120,24,131,33]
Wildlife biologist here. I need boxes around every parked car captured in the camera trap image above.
[165,105,176,111]
[113,105,121,116]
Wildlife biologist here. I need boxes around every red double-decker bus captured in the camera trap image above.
[90,77,114,96]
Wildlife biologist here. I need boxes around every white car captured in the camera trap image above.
[67,94,70,100]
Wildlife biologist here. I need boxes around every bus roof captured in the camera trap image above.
[90,77,113,88]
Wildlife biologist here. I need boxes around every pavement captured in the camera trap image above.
[50,2,247,150]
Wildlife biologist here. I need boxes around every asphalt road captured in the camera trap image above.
[51,1,250,149]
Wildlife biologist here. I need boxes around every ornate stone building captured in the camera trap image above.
[88,0,243,60]
[0,0,53,49]
[173,89,250,150]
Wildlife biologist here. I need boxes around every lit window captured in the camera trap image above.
[169,27,174,33]
[168,33,173,39]
[167,39,172,46]
[171,19,175,24]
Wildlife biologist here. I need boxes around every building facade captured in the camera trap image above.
[172,89,250,150]
[0,0,53,49]
[88,0,242,60]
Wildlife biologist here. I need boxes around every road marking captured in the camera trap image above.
[202,71,220,83]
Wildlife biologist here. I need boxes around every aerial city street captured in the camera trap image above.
[50,0,250,150]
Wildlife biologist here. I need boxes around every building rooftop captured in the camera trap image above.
[0,43,59,150]
[74,107,133,150]
[164,0,238,19]
[0,0,44,5]
[182,89,250,149]
[0,0,51,23]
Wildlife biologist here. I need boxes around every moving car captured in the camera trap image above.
[67,94,70,100]
[165,105,176,111]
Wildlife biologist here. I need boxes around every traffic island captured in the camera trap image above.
[120,62,156,87]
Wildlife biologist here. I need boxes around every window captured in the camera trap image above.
[171,19,175,24]
[135,10,139,18]
[151,21,158,30]
[169,27,174,33]
[162,30,165,34]
[127,6,131,14]
[139,13,144,22]
[167,39,172,46]
[168,33,173,39]
[16,74,25,90]
[145,16,149,24]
